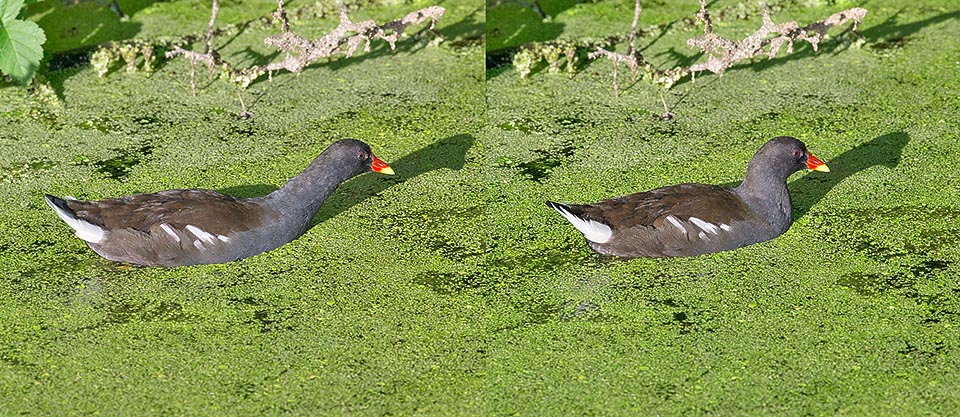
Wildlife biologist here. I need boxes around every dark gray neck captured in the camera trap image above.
[734,164,793,234]
[261,156,358,220]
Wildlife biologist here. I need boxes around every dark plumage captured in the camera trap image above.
[46,139,394,267]
[547,136,830,258]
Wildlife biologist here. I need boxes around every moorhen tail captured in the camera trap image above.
[547,136,829,258]
[46,139,394,267]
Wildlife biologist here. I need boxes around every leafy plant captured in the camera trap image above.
[0,0,46,84]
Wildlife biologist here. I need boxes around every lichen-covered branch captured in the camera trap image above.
[684,0,867,77]
[584,0,866,94]
[626,0,642,57]
[165,0,445,93]
[203,0,220,54]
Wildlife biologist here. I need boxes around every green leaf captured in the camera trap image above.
[0,19,46,84]
[1,0,24,25]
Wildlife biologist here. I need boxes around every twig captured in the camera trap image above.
[165,47,218,96]
[237,92,251,119]
[203,0,219,54]
[626,0,642,57]
[189,60,196,95]
[587,47,642,96]
[274,0,289,33]
[657,90,673,120]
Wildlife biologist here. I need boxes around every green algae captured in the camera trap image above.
[482,0,960,415]
[1,0,960,415]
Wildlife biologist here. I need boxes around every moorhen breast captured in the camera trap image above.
[547,136,829,258]
[45,139,394,267]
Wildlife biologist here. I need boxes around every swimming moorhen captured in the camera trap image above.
[546,136,829,258]
[45,139,394,267]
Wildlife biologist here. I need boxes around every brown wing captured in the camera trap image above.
[66,189,265,236]
[574,183,750,230]
[565,183,758,257]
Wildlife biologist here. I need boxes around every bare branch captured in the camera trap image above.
[274,0,290,33]
[685,0,867,77]
[165,0,445,92]
[203,0,220,54]
[626,0,642,57]
[587,0,866,94]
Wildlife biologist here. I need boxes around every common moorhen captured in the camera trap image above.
[547,136,829,258]
[45,139,394,267]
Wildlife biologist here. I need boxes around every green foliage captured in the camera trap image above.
[0,0,46,84]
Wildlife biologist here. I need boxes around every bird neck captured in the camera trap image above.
[264,155,356,217]
[735,162,793,232]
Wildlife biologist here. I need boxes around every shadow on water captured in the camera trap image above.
[309,134,475,228]
[438,6,485,50]
[70,140,156,180]
[789,131,909,220]
[860,9,960,44]
[486,0,574,49]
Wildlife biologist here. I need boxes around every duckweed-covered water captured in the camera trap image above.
[1,0,959,415]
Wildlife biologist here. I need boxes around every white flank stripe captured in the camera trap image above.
[698,231,709,240]
[193,240,204,250]
[185,225,217,244]
[160,224,180,242]
[45,197,104,243]
[665,215,687,234]
[720,223,731,231]
[689,217,720,235]
[217,235,231,243]
[73,221,104,243]
[550,204,612,243]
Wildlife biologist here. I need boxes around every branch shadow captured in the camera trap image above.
[308,133,475,229]
[438,5,484,47]
[486,0,573,52]
[652,47,703,71]
[859,9,960,43]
